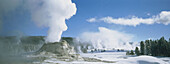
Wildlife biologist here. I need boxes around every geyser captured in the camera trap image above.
[0,0,77,42]
[27,0,77,42]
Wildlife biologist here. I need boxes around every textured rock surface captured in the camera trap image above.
[34,40,83,62]
[37,40,75,55]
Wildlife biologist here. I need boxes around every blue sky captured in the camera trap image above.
[65,0,170,41]
[1,0,170,42]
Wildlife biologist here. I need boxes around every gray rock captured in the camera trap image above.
[35,40,83,61]
[37,40,75,55]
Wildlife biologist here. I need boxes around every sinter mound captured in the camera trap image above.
[35,40,82,61]
[38,40,75,55]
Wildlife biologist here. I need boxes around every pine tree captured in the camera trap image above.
[168,40,170,56]
[158,37,166,56]
[145,40,148,55]
[145,40,151,55]
[140,41,144,55]
[130,50,134,55]
[151,40,157,56]
[135,47,140,56]
[155,40,159,56]
[138,37,170,57]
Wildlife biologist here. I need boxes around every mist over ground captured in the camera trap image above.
[77,27,138,50]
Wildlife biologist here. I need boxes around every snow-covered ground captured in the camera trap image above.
[80,52,170,64]
[38,52,170,64]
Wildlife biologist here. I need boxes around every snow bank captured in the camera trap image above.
[32,52,170,64]
[80,52,170,64]
[117,55,168,64]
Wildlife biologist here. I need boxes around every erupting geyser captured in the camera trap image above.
[0,0,77,42]
[27,0,77,42]
[27,0,80,61]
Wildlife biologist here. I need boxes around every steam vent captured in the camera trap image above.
[35,40,83,62]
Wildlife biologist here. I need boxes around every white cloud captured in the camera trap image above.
[155,11,170,25]
[87,18,96,22]
[100,16,154,26]
[77,27,135,50]
[87,11,170,26]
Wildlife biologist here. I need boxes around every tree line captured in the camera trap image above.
[127,37,170,57]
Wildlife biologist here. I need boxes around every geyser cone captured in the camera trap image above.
[35,40,83,62]
[37,40,75,55]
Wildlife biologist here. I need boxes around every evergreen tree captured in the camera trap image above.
[145,40,148,55]
[150,40,157,56]
[158,37,167,56]
[145,40,151,55]
[135,47,140,56]
[130,50,134,55]
[140,41,144,55]
[155,40,159,56]
[167,41,170,56]
[135,37,170,57]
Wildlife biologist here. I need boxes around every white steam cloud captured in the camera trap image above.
[78,27,135,50]
[26,0,77,42]
[87,11,170,26]
[0,0,77,42]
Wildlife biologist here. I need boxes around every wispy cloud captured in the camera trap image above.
[87,11,170,26]
[100,16,154,26]
[86,17,97,22]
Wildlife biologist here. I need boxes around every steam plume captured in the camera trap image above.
[0,0,77,42]
[78,27,135,50]
[26,0,77,42]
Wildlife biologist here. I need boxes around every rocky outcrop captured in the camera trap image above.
[37,40,75,55]
[34,40,83,62]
